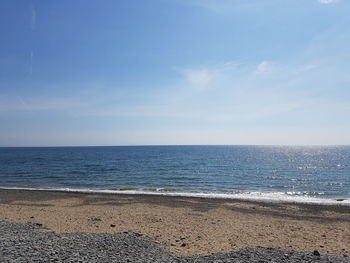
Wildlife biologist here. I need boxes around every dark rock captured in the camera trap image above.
[110,224,116,227]
[313,250,321,256]
[181,243,187,247]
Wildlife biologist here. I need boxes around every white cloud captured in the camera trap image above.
[255,61,275,74]
[180,68,215,91]
[176,61,252,92]
[319,0,337,4]
[186,69,210,86]
[179,0,261,14]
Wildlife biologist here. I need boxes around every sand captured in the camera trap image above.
[0,189,349,257]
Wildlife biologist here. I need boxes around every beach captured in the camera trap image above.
[1,189,349,260]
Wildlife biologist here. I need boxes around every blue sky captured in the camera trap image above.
[0,0,350,146]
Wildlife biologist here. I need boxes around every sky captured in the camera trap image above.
[0,0,350,146]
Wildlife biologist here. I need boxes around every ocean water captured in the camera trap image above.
[0,146,349,205]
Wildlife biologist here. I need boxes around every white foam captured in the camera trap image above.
[1,186,349,206]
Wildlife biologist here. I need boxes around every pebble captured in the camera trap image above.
[1,221,349,263]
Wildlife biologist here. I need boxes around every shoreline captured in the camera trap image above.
[1,189,350,257]
[1,187,349,206]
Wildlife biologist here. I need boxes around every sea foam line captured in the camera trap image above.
[0,186,349,206]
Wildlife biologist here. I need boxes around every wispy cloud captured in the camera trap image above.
[181,68,213,90]
[181,0,260,14]
[123,21,350,125]
[29,51,33,75]
[255,61,275,74]
[0,82,106,113]
[319,0,337,4]
[4,51,348,128]
[0,97,80,112]
[31,5,36,30]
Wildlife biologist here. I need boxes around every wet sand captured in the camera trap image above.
[0,189,349,257]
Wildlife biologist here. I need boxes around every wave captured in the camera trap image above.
[109,187,177,192]
[0,186,349,206]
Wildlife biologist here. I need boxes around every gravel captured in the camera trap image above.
[1,221,349,263]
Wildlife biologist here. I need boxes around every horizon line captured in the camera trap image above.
[1,144,349,148]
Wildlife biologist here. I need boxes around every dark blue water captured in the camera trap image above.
[0,146,349,203]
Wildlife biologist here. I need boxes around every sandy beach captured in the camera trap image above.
[0,189,349,258]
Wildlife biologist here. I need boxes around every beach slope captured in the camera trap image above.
[0,189,349,258]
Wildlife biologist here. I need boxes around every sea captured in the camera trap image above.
[0,145,349,205]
